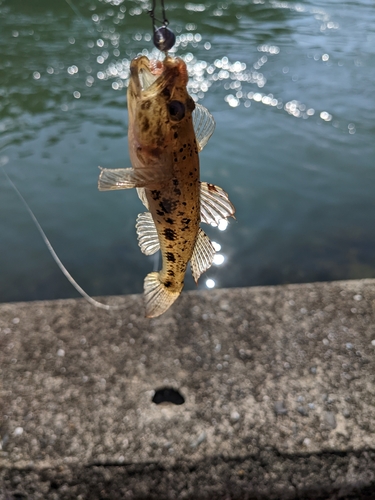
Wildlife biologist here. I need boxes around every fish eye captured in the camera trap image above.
[168,100,185,121]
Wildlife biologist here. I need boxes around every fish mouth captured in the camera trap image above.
[129,55,188,97]
[138,62,161,91]
[129,56,164,96]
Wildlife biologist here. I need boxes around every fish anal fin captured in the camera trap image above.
[190,228,215,283]
[193,102,216,152]
[136,212,160,256]
[144,272,181,318]
[200,181,236,226]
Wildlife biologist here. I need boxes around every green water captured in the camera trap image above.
[0,0,374,303]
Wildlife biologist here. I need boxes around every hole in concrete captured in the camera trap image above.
[152,387,185,405]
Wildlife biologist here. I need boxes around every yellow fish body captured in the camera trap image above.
[98,55,235,318]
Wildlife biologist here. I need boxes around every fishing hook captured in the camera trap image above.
[149,0,176,52]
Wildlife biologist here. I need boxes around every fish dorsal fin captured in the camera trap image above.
[190,228,215,283]
[136,187,149,209]
[136,211,160,255]
[193,102,216,152]
[200,182,236,226]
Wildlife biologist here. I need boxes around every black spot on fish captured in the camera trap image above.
[174,132,178,139]
[174,188,181,196]
[187,96,195,112]
[160,198,177,214]
[181,218,191,225]
[166,218,175,225]
[178,211,185,216]
[162,87,171,99]
[182,202,187,206]
[142,118,150,132]
[207,183,219,192]
[179,147,183,153]
[164,281,172,288]
[173,179,179,186]
[151,190,161,200]
[167,270,175,277]
[141,101,151,110]
[182,156,186,161]
[174,157,178,162]
[157,210,164,216]
[183,144,186,148]
[166,252,175,262]
[164,228,176,241]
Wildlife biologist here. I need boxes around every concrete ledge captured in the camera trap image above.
[1,280,375,498]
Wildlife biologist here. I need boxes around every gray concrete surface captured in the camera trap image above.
[1,279,375,499]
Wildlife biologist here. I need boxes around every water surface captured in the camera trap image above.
[0,0,374,302]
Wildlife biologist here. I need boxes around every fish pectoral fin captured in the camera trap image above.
[98,167,170,191]
[136,188,149,209]
[136,211,160,255]
[98,167,137,191]
[190,228,215,283]
[193,102,216,152]
[144,272,181,318]
[200,181,236,226]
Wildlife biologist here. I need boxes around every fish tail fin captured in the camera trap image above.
[144,272,181,318]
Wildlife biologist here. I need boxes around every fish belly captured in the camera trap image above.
[143,173,200,317]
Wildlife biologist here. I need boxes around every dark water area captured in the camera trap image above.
[0,0,374,303]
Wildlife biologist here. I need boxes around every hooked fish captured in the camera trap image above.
[98,55,235,318]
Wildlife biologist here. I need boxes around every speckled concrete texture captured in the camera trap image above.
[1,280,375,499]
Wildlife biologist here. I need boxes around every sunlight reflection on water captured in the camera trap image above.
[0,0,374,302]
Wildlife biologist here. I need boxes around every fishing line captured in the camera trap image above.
[1,164,120,311]
[149,0,170,28]
[64,0,95,36]
[64,0,84,22]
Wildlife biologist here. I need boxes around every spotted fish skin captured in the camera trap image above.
[98,55,235,318]
[145,114,200,298]
[134,57,202,315]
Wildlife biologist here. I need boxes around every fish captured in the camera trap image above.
[98,55,235,318]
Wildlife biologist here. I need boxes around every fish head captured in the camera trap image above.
[127,55,196,169]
